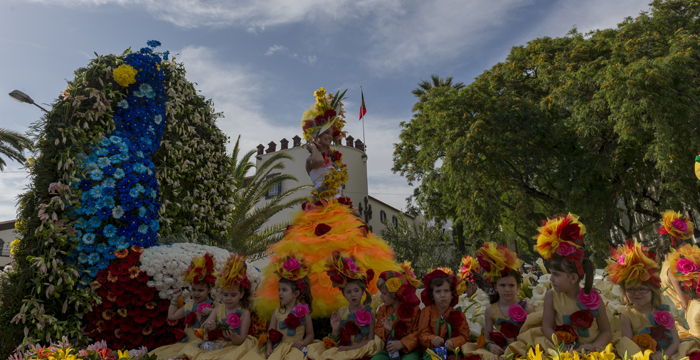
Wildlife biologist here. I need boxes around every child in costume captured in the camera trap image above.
[149,253,217,360]
[462,243,534,359]
[505,214,612,356]
[607,240,700,360]
[307,251,383,360]
[418,268,470,360]
[243,254,315,360]
[457,256,490,298]
[371,270,422,360]
[181,253,259,360]
[668,243,700,337]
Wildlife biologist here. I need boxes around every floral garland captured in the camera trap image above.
[311,148,349,200]
[657,210,694,247]
[487,302,528,347]
[668,243,700,295]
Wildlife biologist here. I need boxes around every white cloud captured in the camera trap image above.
[265,45,317,64]
[0,168,30,221]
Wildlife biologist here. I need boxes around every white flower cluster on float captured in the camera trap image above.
[139,243,262,301]
[456,289,489,337]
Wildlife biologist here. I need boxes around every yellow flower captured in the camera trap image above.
[631,350,653,360]
[527,344,544,360]
[10,239,20,256]
[27,158,35,163]
[118,349,130,359]
[113,64,138,87]
[456,280,467,296]
[385,277,402,293]
[599,344,616,360]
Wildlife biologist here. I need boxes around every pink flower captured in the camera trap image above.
[354,308,372,327]
[653,310,675,330]
[283,258,300,271]
[555,242,576,257]
[577,289,602,310]
[672,219,688,233]
[227,313,241,328]
[617,254,626,265]
[196,303,211,314]
[676,258,700,274]
[508,304,527,323]
[345,258,357,273]
[293,303,310,318]
[323,156,332,167]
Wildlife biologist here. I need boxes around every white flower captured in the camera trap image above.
[536,258,548,274]
[531,299,545,312]
[522,273,538,286]
[531,284,548,300]
[538,274,551,285]
[474,292,490,306]
[468,320,482,337]
[609,284,622,299]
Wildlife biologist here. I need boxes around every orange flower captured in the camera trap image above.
[130,245,144,253]
[194,328,205,340]
[128,266,140,279]
[166,319,178,326]
[142,325,153,336]
[555,331,576,344]
[633,334,657,352]
[107,272,118,283]
[145,301,156,310]
[114,249,128,258]
[106,292,117,303]
[476,334,487,349]
[323,337,337,349]
[258,333,268,348]
[102,310,113,321]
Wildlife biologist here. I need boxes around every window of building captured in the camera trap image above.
[380,210,386,223]
[266,174,281,199]
[391,216,398,228]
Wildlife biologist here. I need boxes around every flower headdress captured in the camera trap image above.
[477,243,524,283]
[668,243,700,296]
[216,253,250,290]
[301,87,348,144]
[605,239,660,288]
[183,252,216,285]
[398,261,422,289]
[379,270,420,307]
[274,253,310,291]
[458,256,480,283]
[657,210,694,247]
[534,213,586,276]
[421,268,463,307]
[324,250,374,289]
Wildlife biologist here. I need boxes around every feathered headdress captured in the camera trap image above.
[458,256,480,283]
[216,253,249,290]
[183,253,216,285]
[668,243,700,296]
[378,270,420,307]
[325,250,374,289]
[301,87,348,144]
[534,213,586,276]
[477,242,524,283]
[398,261,422,289]
[274,253,310,291]
[421,268,463,307]
[605,239,660,288]
[657,210,694,247]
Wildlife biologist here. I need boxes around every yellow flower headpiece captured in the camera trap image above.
[477,242,524,283]
[534,213,586,276]
[605,239,660,288]
[183,253,216,285]
[398,261,422,288]
[458,255,480,283]
[274,253,309,282]
[301,87,348,144]
[216,253,249,290]
[668,243,700,296]
[657,210,694,247]
[325,250,374,289]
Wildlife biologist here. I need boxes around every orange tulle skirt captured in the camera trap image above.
[254,199,400,318]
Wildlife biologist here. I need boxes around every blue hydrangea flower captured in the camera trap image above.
[97,207,112,220]
[118,143,129,153]
[109,136,123,144]
[129,187,141,198]
[87,266,99,277]
[74,217,86,229]
[97,259,109,270]
[115,237,129,250]
[103,178,117,187]
[150,220,160,231]
[89,169,104,181]
[95,147,108,157]
[103,224,117,238]
[82,233,96,245]
[102,187,115,198]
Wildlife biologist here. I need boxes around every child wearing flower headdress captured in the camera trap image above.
[181,253,259,360]
[462,243,534,359]
[505,214,612,356]
[150,253,217,360]
[607,240,700,360]
[457,256,490,298]
[417,268,470,360]
[667,242,700,339]
[242,254,315,360]
[306,251,383,360]
[371,270,422,360]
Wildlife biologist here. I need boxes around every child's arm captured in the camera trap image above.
[541,290,556,343]
[293,313,315,348]
[395,307,421,353]
[484,305,493,339]
[584,302,612,349]
[374,305,388,342]
[446,311,470,349]
[339,310,375,351]
[663,324,681,358]
[418,306,436,348]
[167,289,186,320]
[525,303,535,314]
[225,310,251,345]
[202,303,220,331]
[620,313,633,339]
[266,312,277,358]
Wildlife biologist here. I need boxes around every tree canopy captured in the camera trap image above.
[393,0,700,260]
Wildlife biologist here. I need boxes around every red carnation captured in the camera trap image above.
[324,109,337,118]
[284,314,301,330]
[478,256,491,272]
[315,223,332,236]
[393,320,408,340]
[344,321,360,336]
[184,312,197,327]
[339,329,351,346]
[570,310,594,329]
[396,303,414,320]
[488,331,508,348]
[649,325,669,342]
[559,223,581,242]
[447,310,463,328]
[330,274,344,285]
[268,328,283,344]
[499,322,520,339]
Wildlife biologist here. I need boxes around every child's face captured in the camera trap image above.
[550,269,577,293]
[379,288,396,307]
[191,283,210,303]
[343,282,364,307]
[465,281,476,298]
[625,284,652,307]
[432,281,452,309]
[278,282,298,307]
[221,285,243,308]
[495,276,519,302]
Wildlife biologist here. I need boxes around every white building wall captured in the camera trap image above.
[0,220,16,267]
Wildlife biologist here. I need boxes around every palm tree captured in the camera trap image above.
[0,128,32,171]
[224,136,311,259]
[411,74,465,112]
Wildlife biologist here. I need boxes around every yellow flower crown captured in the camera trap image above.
[458,255,480,282]
[534,213,586,275]
[398,261,423,289]
[668,243,700,288]
[477,242,524,283]
[657,210,694,247]
[605,239,660,288]
[183,253,216,285]
[274,253,310,282]
[300,87,347,143]
[216,253,249,290]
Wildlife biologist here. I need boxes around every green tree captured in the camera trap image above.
[380,214,458,278]
[393,0,700,260]
[0,128,32,170]
[411,74,465,112]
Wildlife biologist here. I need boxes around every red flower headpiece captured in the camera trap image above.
[458,256,480,283]
[605,239,660,288]
[183,253,216,285]
[534,213,586,276]
[421,268,461,307]
[657,210,694,247]
[477,242,524,283]
[325,250,373,289]
[216,253,249,290]
[301,87,347,144]
[378,270,420,307]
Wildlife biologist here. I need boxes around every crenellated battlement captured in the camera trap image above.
[256,134,365,155]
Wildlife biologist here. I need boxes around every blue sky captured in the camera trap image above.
[0,0,651,221]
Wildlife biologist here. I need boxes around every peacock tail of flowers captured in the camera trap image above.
[216,253,248,290]
[605,239,660,287]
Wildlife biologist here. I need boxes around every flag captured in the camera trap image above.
[359,88,367,120]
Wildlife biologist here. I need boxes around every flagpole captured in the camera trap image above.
[361,86,366,152]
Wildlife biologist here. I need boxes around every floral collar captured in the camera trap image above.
[339,306,373,345]
[638,305,674,350]
[387,303,417,341]
[278,304,309,337]
[494,301,528,341]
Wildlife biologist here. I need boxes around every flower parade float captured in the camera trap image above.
[0,41,250,359]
